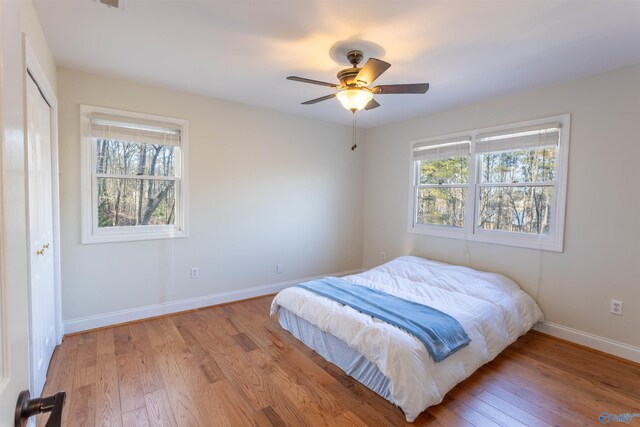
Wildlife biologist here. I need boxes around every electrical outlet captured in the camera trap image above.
[276,264,283,274]
[380,252,386,261]
[610,299,623,316]
[190,267,199,279]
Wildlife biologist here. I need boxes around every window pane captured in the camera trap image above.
[478,186,552,234]
[419,156,469,185]
[96,139,176,177]
[97,178,176,227]
[480,147,556,184]
[417,187,466,227]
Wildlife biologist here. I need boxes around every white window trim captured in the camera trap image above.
[407,114,570,252]
[80,105,189,244]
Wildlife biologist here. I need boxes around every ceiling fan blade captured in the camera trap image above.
[301,93,337,105]
[373,83,430,94]
[355,58,391,85]
[287,76,339,88]
[364,99,380,110]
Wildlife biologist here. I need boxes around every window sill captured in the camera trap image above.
[81,228,188,244]
[407,224,563,252]
[408,223,468,240]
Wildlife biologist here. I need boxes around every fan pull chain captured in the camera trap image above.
[351,111,357,151]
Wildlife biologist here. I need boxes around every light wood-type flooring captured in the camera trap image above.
[38,295,640,426]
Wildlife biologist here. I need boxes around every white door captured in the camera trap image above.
[0,0,38,422]
[26,74,57,397]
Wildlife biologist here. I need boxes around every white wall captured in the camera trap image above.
[363,65,640,349]
[57,67,364,324]
[21,0,56,92]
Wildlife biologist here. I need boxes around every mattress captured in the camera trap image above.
[271,256,544,422]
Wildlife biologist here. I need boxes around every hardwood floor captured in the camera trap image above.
[39,296,640,426]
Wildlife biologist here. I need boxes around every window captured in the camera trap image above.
[414,137,470,228]
[81,105,188,243]
[409,115,570,251]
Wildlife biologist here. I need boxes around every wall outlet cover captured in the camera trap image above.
[610,299,623,315]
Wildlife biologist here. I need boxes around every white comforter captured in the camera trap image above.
[270,256,544,422]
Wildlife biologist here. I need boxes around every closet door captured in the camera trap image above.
[26,73,57,397]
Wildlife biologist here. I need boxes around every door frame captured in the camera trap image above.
[22,35,62,395]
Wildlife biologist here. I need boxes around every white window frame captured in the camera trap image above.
[80,105,189,244]
[408,114,570,252]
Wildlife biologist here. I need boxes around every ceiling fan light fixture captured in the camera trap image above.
[336,89,373,112]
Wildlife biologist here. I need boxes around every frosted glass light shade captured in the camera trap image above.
[336,89,373,111]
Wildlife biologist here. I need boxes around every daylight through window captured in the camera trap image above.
[414,137,470,228]
[409,116,569,251]
[81,106,188,243]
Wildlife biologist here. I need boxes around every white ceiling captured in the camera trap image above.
[34,0,640,128]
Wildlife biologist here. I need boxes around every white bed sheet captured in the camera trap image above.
[270,256,543,422]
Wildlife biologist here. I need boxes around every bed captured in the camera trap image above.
[270,256,543,422]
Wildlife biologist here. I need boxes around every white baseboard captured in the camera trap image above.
[534,321,640,364]
[63,268,362,335]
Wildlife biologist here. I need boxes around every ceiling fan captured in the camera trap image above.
[286,50,429,112]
